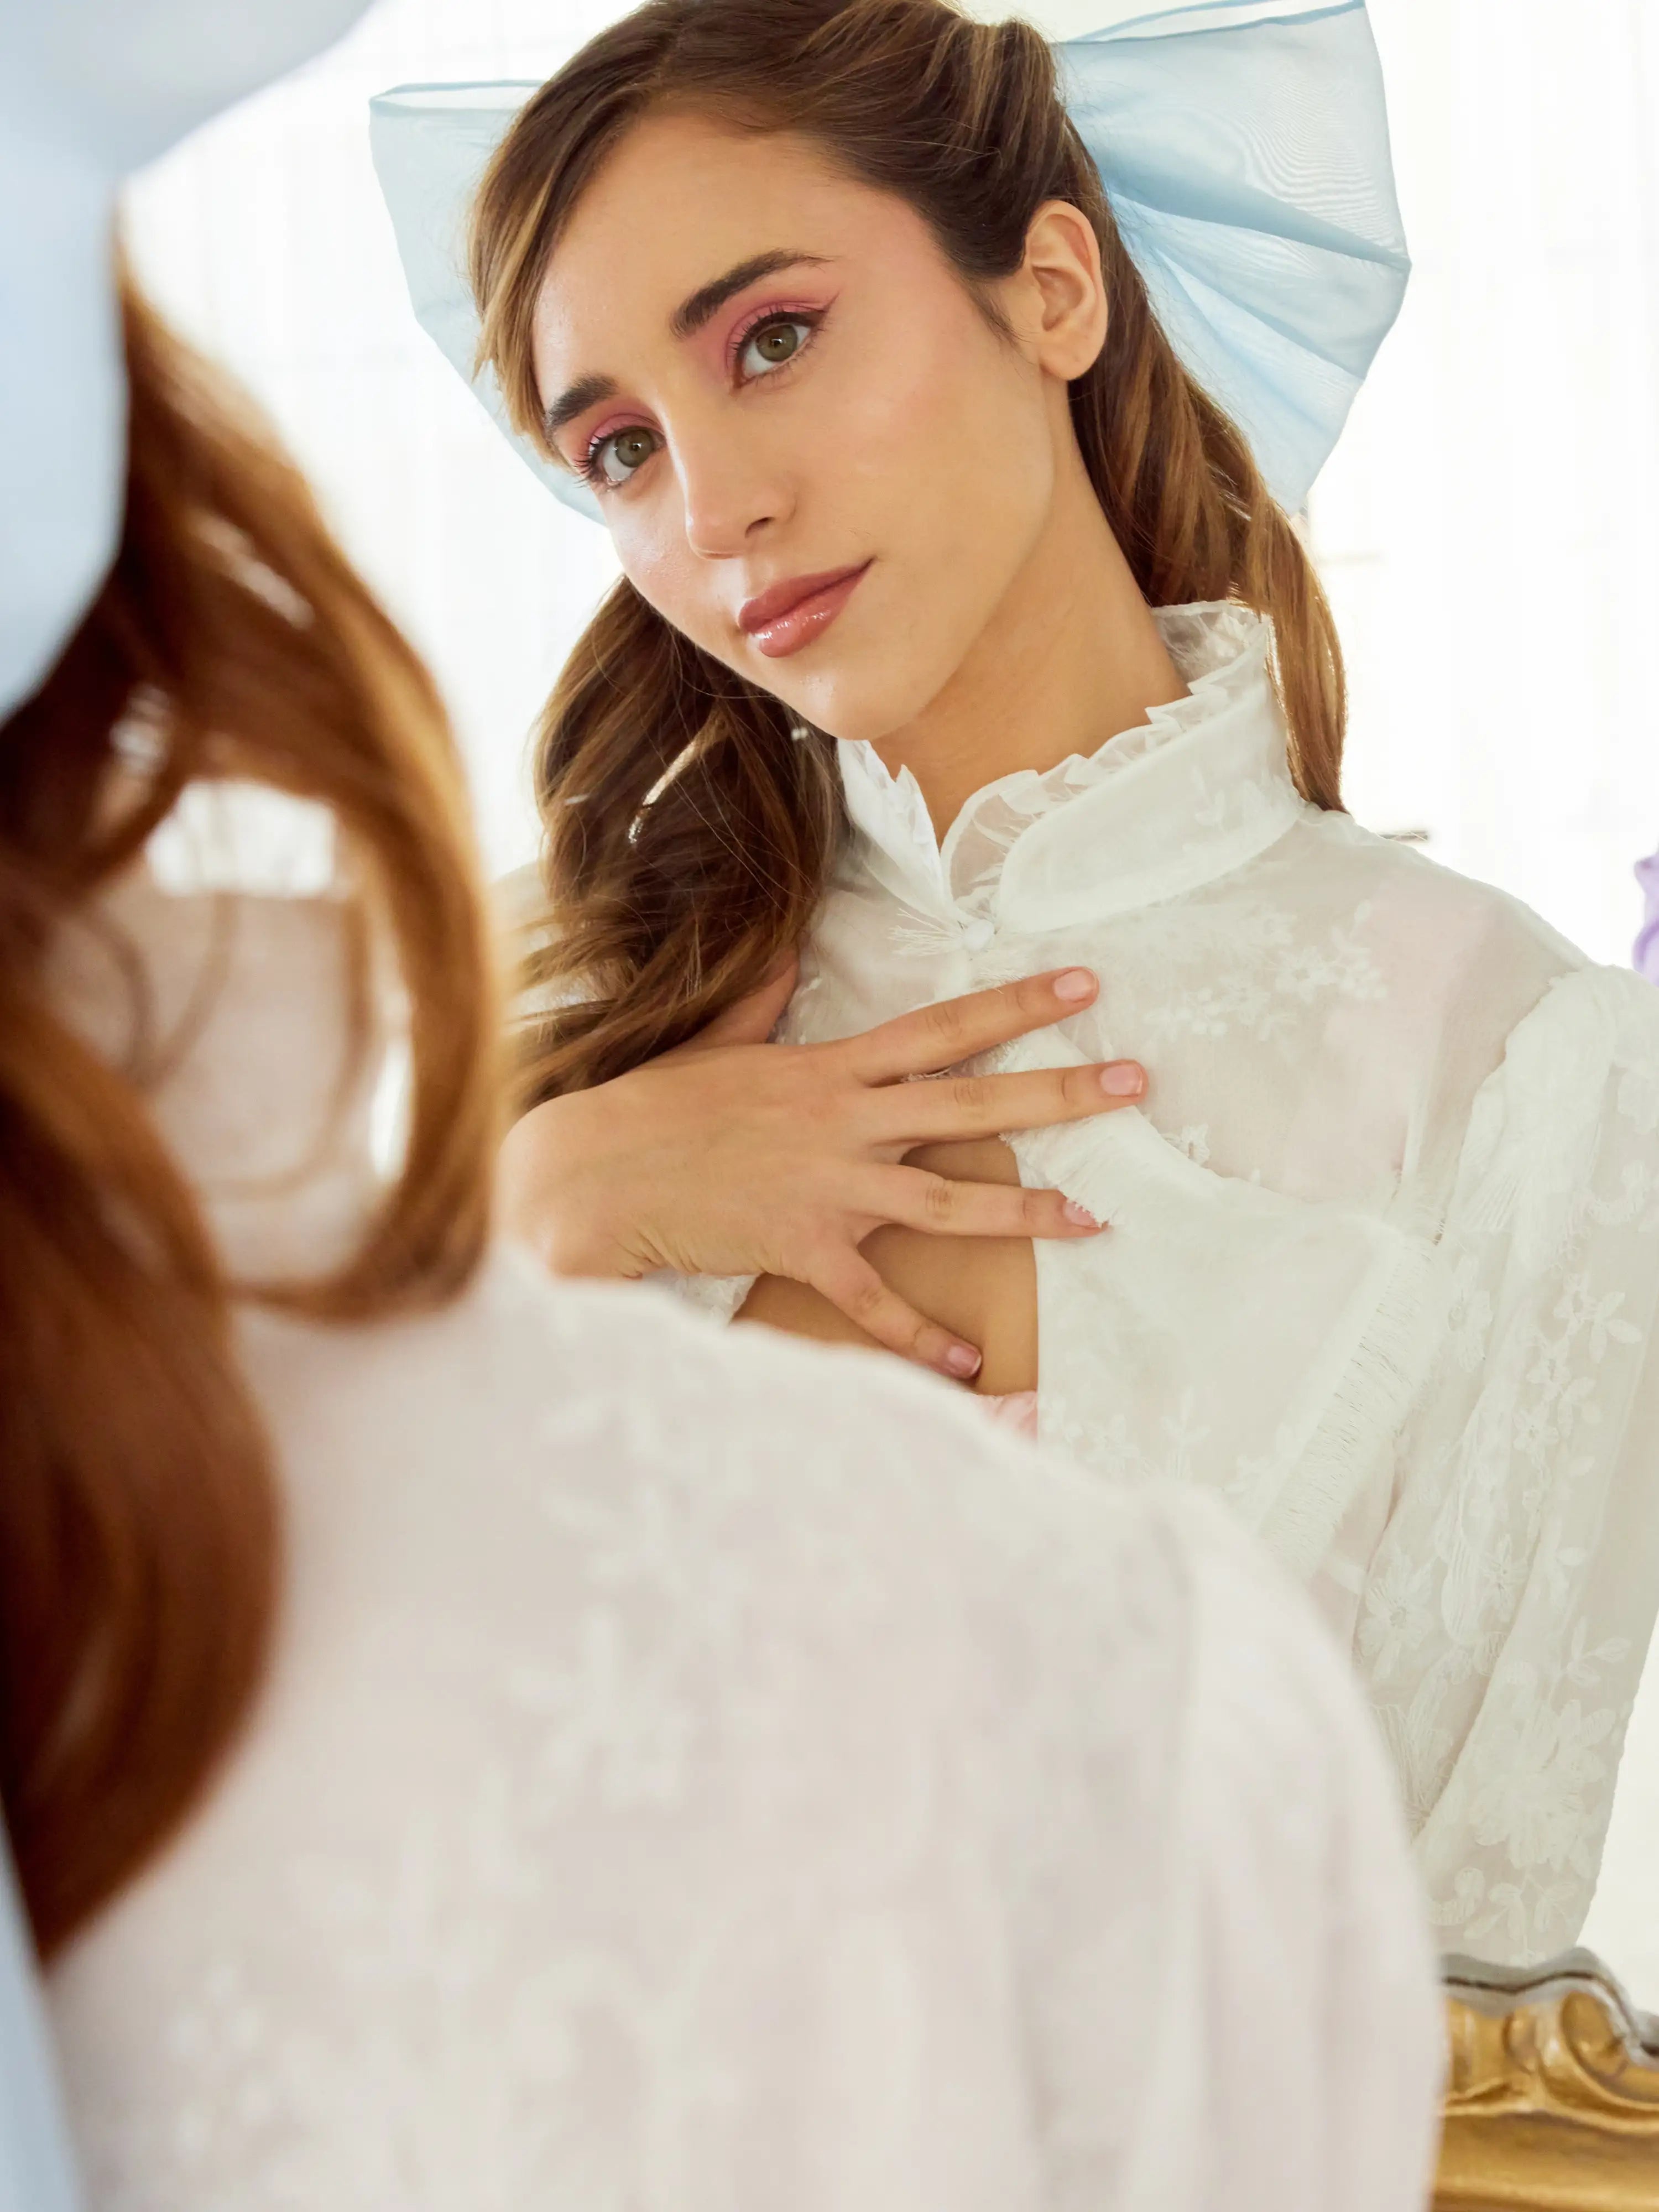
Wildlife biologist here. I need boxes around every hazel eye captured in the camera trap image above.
[739,317,812,379]
[593,425,659,487]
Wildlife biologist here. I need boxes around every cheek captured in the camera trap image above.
[614,525,709,642]
[822,307,1048,561]
[821,320,973,506]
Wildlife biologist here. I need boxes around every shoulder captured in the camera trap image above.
[236,1245,1193,1649]
[1451,962,1659,1216]
[245,1248,1390,1787]
[1298,811,1585,993]
[1481,959,1659,1087]
[233,1248,1308,1818]
[1265,815,1609,1124]
[226,1257,1244,1999]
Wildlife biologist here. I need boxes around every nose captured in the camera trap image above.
[674,416,792,560]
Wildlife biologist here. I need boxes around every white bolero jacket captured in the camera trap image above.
[681,600,1659,1966]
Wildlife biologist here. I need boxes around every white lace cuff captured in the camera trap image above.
[646,1270,755,1326]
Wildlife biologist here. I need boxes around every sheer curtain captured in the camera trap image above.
[124,0,1659,1986]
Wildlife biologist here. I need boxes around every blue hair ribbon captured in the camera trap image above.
[370,0,1408,523]
[0,1838,78,2212]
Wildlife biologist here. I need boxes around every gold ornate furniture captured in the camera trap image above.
[1438,1950,1659,2210]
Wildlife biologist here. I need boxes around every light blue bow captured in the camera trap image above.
[371,0,1408,524]
[0,1839,77,2212]
[0,0,378,719]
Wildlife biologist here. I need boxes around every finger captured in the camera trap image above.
[843,968,1100,1084]
[857,1167,1106,1240]
[873,1058,1145,1143]
[804,1245,983,1382]
[678,951,800,1055]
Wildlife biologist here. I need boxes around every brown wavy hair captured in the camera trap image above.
[0,280,498,1959]
[470,0,1347,1108]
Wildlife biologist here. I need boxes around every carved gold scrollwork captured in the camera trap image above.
[1437,1949,1659,2211]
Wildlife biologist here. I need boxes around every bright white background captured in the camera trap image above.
[124,0,1659,1993]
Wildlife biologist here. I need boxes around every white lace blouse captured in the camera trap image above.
[680,599,1659,1968]
[43,867,1443,2210]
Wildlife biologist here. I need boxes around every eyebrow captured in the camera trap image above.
[543,374,619,446]
[670,248,830,340]
[541,248,833,447]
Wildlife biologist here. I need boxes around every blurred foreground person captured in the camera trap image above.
[0,4,1443,2206]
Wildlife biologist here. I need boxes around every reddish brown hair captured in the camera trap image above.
[0,283,498,1958]
[469,0,1346,1108]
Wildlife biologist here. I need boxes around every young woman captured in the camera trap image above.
[0,4,1442,2201]
[394,0,1659,1964]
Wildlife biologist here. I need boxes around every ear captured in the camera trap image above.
[1009,199,1109,382]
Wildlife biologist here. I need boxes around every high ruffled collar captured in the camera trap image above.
[835,601,1310,936]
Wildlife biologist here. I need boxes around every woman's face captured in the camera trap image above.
[531,111,1091,747]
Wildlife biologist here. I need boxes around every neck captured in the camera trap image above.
[869,441,1190,841]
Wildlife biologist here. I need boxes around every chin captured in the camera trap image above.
[774,680,906,748]
[772,644,964,749]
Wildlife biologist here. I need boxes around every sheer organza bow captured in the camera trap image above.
[370,0,1408,523]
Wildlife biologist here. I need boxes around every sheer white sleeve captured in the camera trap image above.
[1361,966,1659,1962]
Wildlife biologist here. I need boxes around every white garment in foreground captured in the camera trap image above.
[675,601,1659,1966]
[45,873,1442,2210]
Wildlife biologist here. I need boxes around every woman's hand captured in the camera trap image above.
[497,961,1143,1380]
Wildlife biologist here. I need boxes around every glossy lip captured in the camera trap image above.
[737,561,870,637]
[738,561,872,660]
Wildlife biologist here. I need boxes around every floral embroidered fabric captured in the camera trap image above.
[676,599,1659,1965]
[43,868,1443,2209]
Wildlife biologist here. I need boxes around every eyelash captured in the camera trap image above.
[574,305,830,494]
[724,300,827,381]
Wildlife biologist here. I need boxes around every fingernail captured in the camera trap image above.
[1062,1199,1100,1228]
[1053,968,1097,1003]
[943,1343,982,1378]
[1099,1061,1145,1097]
